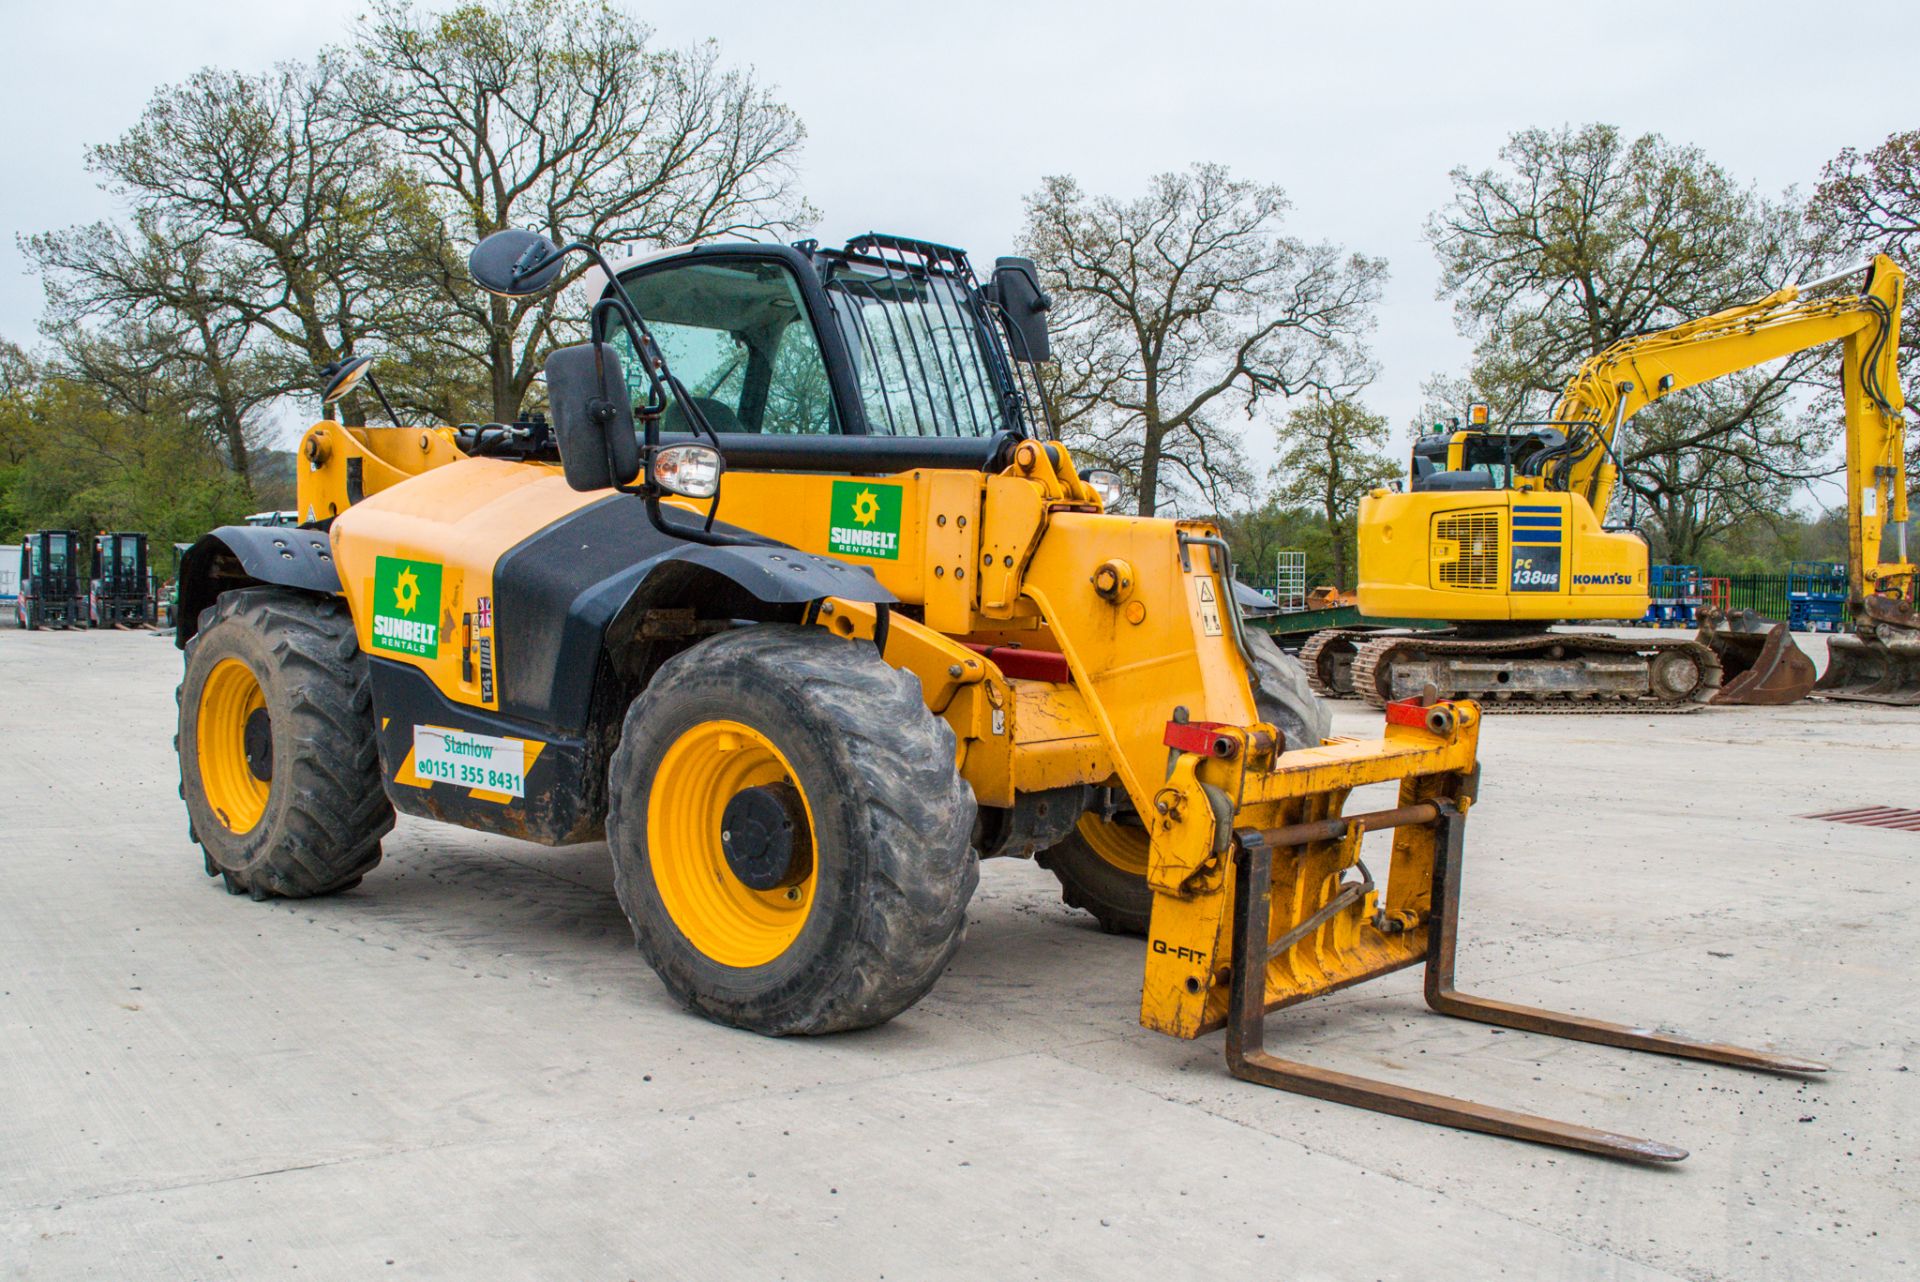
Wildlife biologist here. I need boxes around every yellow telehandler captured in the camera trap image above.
[1301,256,1914,709]
[172,229,1822,1160]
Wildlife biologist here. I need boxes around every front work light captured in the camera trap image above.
[1082,468,1126,510]
[652,443,724,499]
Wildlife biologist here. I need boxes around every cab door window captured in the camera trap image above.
[613,258,838,436]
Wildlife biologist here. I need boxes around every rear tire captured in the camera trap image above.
[177,588,393,899]
[1039,631,1330,936]
[1248,628,1333,749]
[1036,813,1153,935]
[607,625,977,1035]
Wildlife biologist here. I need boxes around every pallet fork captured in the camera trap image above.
[1141,697,1824,1162]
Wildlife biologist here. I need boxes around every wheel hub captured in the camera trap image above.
[243,707,273,782]
[720,783,811,891]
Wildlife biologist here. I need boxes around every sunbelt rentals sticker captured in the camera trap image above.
[371,555,443,658]
[828,481,902,560]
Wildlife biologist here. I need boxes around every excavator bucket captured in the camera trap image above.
[1697,610,1816,706]
[1815,597,1920,705]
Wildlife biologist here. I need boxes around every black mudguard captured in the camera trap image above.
[490,495,894,732]
[175,525,340,647]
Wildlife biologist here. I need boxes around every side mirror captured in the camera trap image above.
[319,355,373,407]
[470,229,567,298]
[986,256,1051,362]
[545,342,640,491]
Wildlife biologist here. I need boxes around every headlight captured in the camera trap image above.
[651,443,724,499]
[1082,468,1125,509]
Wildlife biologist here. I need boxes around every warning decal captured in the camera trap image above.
[1193,577,1225,637]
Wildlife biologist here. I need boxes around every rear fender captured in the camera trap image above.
[175,526,340,647]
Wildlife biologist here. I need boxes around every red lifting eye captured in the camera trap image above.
[1162,720,1238,758]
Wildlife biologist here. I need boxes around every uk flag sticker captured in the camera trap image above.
[475,596,493,629]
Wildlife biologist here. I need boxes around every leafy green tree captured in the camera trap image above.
[0,346,252,553]
[1269,397,1396,588]
[1022,163,1385,516]
[1217,500,1336,593]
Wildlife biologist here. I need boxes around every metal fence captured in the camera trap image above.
[1713,570,1850,625]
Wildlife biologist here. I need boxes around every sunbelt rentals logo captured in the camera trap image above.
[371,555,443,658]
[828,481,902,560]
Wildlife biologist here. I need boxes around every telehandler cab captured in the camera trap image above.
[173,228,1822,1161]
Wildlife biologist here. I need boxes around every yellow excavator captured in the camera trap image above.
[1301,255,1914,709]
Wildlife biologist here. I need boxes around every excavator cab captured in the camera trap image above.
[1409,424,1569,494]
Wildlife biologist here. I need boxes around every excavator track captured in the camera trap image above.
[1298,628,1367,698]
[1347,631,1723,713]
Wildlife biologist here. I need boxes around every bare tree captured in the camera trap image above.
[1022,164,1385,516]
[351,0,815,422]
[1428,123,1826,554]
[1269,397,1397,588]
[59,59,440,407]
[1613,378,1825,561]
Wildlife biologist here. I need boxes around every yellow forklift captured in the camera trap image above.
[170,228,1826,1160]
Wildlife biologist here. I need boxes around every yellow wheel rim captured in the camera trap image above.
[198,658,271,834]
[648,720,818,968]
[1077,812,1149,878]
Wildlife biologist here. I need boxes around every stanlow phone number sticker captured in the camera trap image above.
[413,725,527,797]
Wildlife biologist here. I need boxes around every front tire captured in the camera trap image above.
[607,625,977,1035]
[177,588,393,899]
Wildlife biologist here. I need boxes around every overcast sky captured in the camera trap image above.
[2,0,1909,492]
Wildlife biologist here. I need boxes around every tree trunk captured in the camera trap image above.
[192,312,254,494]
[1325,482,1348,588]
[1137,421,1163,517]
[490,298,520,423]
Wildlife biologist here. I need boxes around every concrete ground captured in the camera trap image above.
[1,626,1914,1281]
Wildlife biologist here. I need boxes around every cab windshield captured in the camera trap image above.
[612,251,1015,439]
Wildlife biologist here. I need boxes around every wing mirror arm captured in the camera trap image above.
[579,300,744,548]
